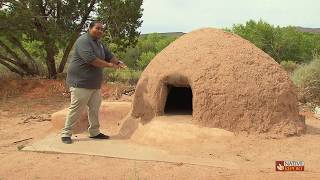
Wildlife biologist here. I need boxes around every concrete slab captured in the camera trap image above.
[23,133,238,169]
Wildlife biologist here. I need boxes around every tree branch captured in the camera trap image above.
[0,58,25,76]
[0,39,23,63]
[0,54,19,66]
[58,0,96,73]
[7,35,39,73]
[38,0,46,16]
[56,1,61,20]
[0,39,38,76]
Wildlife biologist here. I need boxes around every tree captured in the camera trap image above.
[98,0,143,53]
[230,20,320,63]
[0,6,40,76]
[0,0,143,79]
[0,0,97,78]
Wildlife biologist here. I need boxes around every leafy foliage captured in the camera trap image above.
[229,20,320,63]
[136,51,156,70]
[99,0,143,53]
[0,0,143,78]
[280,61,299,73]
[117,33,177,70]
[292,56,320,104]
[102,33,177,83]
[104,68,142,85]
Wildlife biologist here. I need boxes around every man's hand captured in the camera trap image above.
[110,57,128,69]
[117,60,127,69]
[90,59,115,68]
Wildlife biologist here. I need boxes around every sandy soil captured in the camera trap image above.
[0,80,320,180]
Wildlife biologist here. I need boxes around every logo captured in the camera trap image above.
[275,161,304,171]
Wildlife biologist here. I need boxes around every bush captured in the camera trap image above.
[292,57,320,87]
[113,33,177,70]
[229,20,320,63]
[122,47,141,68]
[136,51,156,70]
[292,57,320,104]
[280,60,299,73]
[104,68,142,85]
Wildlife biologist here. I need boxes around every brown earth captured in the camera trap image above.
[51,101,131,134]
[0,79,320,179]
[129,28,305,137]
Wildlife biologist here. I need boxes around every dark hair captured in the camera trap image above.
[89,21,103,29]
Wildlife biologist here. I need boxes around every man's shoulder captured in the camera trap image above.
[76,33,90,44]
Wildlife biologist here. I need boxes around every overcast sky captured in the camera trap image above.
[140,0,320,33]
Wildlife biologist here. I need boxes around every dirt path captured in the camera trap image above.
[0,81,320,179]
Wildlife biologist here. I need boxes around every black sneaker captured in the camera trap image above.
[90,133,110,139]
[61,137,73,144]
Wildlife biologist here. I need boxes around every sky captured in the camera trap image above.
[140,0,320,33]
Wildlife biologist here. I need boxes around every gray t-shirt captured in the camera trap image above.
[66,33,114,89]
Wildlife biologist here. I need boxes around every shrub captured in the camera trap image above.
[229,20,320,63]
[280,60,299,73]
[292,57,320,104]
[136,51,156,70]
[104,68,142,85]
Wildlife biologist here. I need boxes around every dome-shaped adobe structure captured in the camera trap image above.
[126,28,305,136]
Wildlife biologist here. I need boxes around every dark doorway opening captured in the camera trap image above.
[164,85,193,115]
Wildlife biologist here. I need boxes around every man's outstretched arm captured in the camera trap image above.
[90,58,116,68]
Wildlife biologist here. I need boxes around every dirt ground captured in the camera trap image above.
[0,79,320,180]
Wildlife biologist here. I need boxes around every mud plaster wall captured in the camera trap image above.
[128,28,305,136]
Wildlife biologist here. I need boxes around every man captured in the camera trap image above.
[61,21,127,144]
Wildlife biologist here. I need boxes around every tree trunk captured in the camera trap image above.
[57,33,78,73]
[57,0,96,73]
[45,43,57,79]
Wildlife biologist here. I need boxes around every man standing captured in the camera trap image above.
[61,21,127,144]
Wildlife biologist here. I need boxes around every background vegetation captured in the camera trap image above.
[229,20,320,64]
[0,0,143,78]
[1,14,320,104]
[227,20,320,105]
[102,33,177,84]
